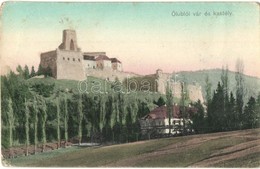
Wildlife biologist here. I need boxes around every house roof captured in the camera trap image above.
[110,58,121,63]
[83,55,95,61]
[96,55,111,61]
[142,105,197,120]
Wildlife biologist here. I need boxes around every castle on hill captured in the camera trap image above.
[40,29,124,81]
[40,29,204,102]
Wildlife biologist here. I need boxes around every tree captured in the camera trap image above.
[24,99,30,156]
[235,58,245,129]
[191,100,205,133]
[37,64,44,76]
[180,82,187,134]
[56,96,61,148]
[153,96,165,107]
[243,97,257,129]
[63,94,69,146]
[205,75,212,106]
[99,95,106,138]
[227,92,236,130]
[40,97,47,152]
[208,82,224,132]
[30,66,36,78]
[33,97,39,154]
[221,66,229,130]
[24,65,30,79]
[78,94,83,145]
[7,98,15,158]
[44,66,53,77]
[166,82,173,136]
[16,65,24,77]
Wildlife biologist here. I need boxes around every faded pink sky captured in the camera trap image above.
[1,2,260,77]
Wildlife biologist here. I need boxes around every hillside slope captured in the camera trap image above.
[6,128,260,167]
[177,69,260,100]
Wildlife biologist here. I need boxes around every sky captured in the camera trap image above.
[1,2,259,77]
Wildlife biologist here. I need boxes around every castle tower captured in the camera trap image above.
[58,29,79,51]
[40,29,85,80]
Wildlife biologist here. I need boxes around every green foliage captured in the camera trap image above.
[243,97,259,128]
[7,98,15,148]
[3,65,259,152]
[191,100,205,133]
[31,83,54,97]
[37,64,44,76]
[235,59,245,129]
[33,97,39,153]
[30,66,36,78]
[44,66,53,78]
[25,100,30,155]
[153,96,165,107]
[166,82,173,135]
[24,65,30,79]
[77,94,83,144]
[16,65,24,76]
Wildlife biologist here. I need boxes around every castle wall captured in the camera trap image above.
[40,50,57,78]
[85,69,140,82]
[56,49,85,80]
[83,60,97,69]
[148,72,204,103]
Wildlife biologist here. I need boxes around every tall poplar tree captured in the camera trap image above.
[63,95,69,146]
[40,97,47,152]
[235,59,245,129]
[7,98,14,158]
[25,99,30,156]
[33,97,39,154]
[78,94,83,145]
[166,82,173,136]
[56,96,61,148]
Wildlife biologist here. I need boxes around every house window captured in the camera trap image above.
[73,58,75,61]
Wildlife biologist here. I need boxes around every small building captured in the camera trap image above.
[96,55,112,70]
[111,58,122,71]
[83,54,97,69]
[139,105,197,137]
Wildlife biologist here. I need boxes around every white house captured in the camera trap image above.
[139,105,196,136]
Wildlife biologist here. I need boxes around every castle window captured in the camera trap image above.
[70,39,75,51]
[63,57,65,60]
[67,58,70,61]
[73,58,75,61]
[78,59,80,62]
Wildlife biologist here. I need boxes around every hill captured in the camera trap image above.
[6,128,260,167]
[176,69,260,101]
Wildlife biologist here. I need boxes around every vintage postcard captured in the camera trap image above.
[1,1,260,167]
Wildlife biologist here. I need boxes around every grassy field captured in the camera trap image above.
[5,128,260,167]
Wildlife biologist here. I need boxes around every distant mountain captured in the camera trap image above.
[176,69,260,101]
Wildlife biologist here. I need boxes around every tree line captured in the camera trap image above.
[1,65,161,156]
[192,60,260,133]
